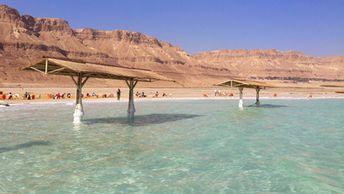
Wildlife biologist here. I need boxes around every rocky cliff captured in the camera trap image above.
[0,4,219,86]
[194,49,344,83]
[0,4,343,87]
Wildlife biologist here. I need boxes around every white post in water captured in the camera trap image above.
[238,87,244,110]
[72,74,89,124]
[255,87,261,106]
[126,79,138,122]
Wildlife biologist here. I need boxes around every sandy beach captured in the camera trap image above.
[1,86,344,105]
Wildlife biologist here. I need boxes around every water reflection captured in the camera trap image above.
[72,123,81,132]
[84,113,202,126]
[0,140,51,153]
[247,104,288,108]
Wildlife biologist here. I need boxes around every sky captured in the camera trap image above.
[2,0,344,56]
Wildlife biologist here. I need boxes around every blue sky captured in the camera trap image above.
[2,0,344,56]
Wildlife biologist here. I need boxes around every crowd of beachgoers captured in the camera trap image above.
[0,89,239,101]
[0,91,72,100]
[0,89,173,101]
[0,88,325,102]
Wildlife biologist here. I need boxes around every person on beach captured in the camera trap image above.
[8,92,13,100]
[55,92,61,99]
[141,92,146,98]
[24,91,29,99]
[117,88,121,100]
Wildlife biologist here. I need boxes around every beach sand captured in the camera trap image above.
[1,86,344,105]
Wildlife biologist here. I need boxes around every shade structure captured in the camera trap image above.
[23,58,173,82]
[217,79,273,89]
[23,57,174,123]
[217,79,274,109]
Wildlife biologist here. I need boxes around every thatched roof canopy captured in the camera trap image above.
[217,79,274,89]
[23,58,174,82]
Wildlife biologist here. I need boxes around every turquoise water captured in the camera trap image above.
[0,99,343,193]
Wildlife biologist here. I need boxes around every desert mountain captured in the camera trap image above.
[0,4,343,87]
[194,49,344,83]
[0,4,222,87]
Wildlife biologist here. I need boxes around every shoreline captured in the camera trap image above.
[3,96,344,106]
[2,86,344,106]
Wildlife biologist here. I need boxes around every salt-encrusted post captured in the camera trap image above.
[255,87,261,106]
[71,73,88,124]
[126,79,138,123]
[238,87,244,110]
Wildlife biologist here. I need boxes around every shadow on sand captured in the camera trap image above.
[246,104,288,108]
[0,140,51,154]
[84,113,202,126]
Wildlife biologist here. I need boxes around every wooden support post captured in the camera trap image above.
[75,75,82,105]
[30,67,45,74]
[48,67,65,74]
[73,74,88,124]
[255,87,261,106]
[238,87,244,110]
[126,79,138,123]
[45,59,48,74]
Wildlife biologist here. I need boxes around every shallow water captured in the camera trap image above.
[0,99,343,193]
